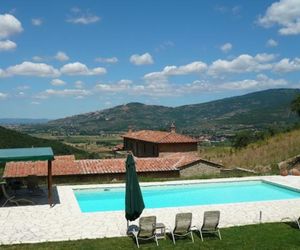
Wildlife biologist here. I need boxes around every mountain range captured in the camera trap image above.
[18,89,300,136]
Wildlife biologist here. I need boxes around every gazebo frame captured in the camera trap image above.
[0,147,54,206]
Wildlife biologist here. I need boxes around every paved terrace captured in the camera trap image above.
[1,176,300,245]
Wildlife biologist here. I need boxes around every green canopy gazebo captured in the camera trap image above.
[0,147,55,206]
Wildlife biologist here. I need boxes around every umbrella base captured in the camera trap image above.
[127,224,139,235]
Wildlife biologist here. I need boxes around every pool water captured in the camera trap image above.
[73,180,300,213]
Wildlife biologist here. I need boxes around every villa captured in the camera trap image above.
[123,123,198,157]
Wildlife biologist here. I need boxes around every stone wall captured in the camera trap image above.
[179,160,221,177]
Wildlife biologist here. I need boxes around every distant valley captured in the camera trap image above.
[0,118,49,125]
[13,89,300,136]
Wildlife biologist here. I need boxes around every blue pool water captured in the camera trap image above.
[74,181,300,213]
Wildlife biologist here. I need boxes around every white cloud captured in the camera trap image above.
[94,79,167,97]
[164,61,208,75]
[0,92,7,100]
[208,53,275,76]
[91,74,288,97]
[142,81,174,97]
[0,14,23,39]
[51,79,66,86]
[38,88,91,99]
[17,85,30,90]
[143,72,181,97]
[60,62,106,75]
[118,79,132,85]
[32,52,69,62]
[176,75,287,94]
[178,80,212,93]
[144,61,207,80]
[104,101,112,106]
[95,78,174,97]
[4,61,60,77]
[273,57,300,72]
[31,18,43,26]
[96,79,133,92]
[74,80,84,89]
[68,15,100,24]
[32,56,44,62]
[75,95,85,99]
[31,101,40,105]
[130,53,154,65]
[95,57,118,63]
[0,68,5,77]
[258,0,300,35]
[155,41,175,52]
[0,40,16,51]
[266,39,278,47]
[0,61,107,78]
[38,74,288,99]
[218,74,287,90]
[215,5,242,17]
[46,88,91,96]
[220,43,232,53]
[54,51,69,62]
[67,8,100,24]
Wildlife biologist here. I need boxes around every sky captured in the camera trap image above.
[1,0,300,119]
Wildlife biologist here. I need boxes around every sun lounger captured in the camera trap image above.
[132,216,159,248]
[169,212,194,244]
[196,210,222,241]
[1,181,34,207]
[296,217,300,229]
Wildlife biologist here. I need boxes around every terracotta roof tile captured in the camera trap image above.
[123,130,198,143]
[159,152,202,169]
[3,153,203,178]
[4,155,81,177]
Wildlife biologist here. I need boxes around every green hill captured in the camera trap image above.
[20,88,300,135]
[0,126,91,159]
[200,128,300,172]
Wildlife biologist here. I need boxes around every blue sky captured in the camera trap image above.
[1,0,300,119]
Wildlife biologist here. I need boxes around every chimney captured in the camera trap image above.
[128,125,133,133]
[170,122,176,133]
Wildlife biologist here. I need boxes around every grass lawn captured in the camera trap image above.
[2,222,300,250]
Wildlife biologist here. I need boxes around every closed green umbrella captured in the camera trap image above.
[125,153,145,223]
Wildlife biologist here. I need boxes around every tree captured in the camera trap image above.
[290,94,300,116]
[232,130,255,149]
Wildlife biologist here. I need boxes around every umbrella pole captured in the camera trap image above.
[127,220,130,235]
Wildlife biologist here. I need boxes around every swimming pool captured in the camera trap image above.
[73,180,300,213]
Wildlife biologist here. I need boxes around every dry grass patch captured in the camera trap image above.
[200,129,300,171]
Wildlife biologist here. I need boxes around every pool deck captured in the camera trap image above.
[1,175,300,245]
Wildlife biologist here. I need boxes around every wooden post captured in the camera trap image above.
[47,160,53,206]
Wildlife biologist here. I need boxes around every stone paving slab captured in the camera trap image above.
[1,176,300,245]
